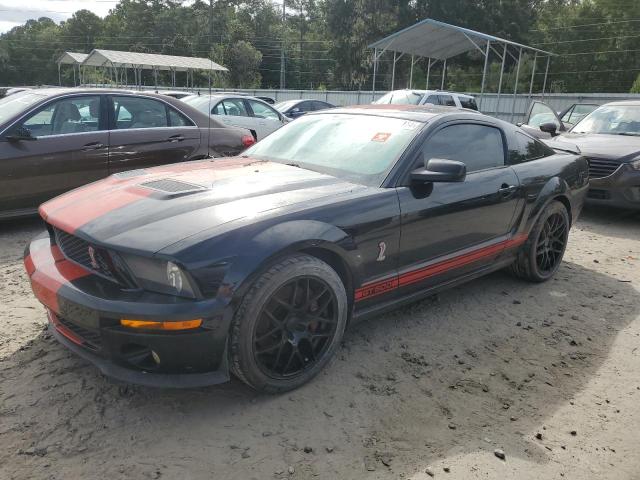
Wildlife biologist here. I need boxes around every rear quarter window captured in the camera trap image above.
[509,131,555,164]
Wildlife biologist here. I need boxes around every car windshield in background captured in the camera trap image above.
[0,91,45,125]
[181,95,217,113]
[572,105,640,135]
[244,113,422,186]
[274,100,298,111]
[374,91,423,105]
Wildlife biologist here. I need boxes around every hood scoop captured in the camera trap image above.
[140,179,207,195]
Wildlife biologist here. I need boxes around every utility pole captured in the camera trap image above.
[209,0,214,43]
[280,0,286,89]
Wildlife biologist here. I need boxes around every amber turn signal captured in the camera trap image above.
[120,319,202,330]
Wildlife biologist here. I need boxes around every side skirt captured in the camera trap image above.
[351,255,516,324]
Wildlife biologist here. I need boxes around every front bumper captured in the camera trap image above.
[587,163,640,210]
[25,233,232,388]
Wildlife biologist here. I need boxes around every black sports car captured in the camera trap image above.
[25,105,588,392]
[521,100,640,210]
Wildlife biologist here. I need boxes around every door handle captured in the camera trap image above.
[167,135,185,142]
[498,184,518,196]
[82,142,104,151]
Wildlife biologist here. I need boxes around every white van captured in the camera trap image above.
[374,89,478,110]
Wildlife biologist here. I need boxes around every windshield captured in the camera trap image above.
[374,91,424,105]
[274,100,298,111]
[243,113,423,186]
[572,105,640,135]
[0,91,45,125]
[181,95,220,114]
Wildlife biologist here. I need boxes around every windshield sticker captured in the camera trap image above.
[372,132,391,142]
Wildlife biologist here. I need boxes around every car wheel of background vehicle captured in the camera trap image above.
[230,254,348,393]
[510,200,570,282]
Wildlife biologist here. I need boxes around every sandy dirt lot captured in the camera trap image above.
[1,208,639,480]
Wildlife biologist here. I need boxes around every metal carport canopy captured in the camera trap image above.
[368,18,552,61]
[367,18,555,118]
[57,52,88,65]
[81,49,228,72]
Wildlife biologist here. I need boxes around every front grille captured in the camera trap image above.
[587,157,622,179]
[57,316,102,350]
[53,227,117,282]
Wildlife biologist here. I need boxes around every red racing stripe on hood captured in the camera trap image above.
[41,186,152,234]
[39,157,281,233]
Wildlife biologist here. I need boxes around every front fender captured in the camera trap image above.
[218,220,354,305]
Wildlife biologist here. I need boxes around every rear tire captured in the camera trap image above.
[230,254,348,393]
[510,200,570,282]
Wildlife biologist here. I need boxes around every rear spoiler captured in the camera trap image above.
[541,138,581,155]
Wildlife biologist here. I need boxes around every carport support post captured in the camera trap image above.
[479,40,490,110]
[73,66,76,86]
[426,57,431,89]
[391,51,396,90]
[58,63,62,86]
[371,48,378,101]
[541,56,550,100]
[409,55,414,89]
[496,43,507,119]
[528,52,537,100]
[441,58,447,89]
[510,47,523,123]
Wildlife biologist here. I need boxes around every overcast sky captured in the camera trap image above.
[0,1,125,33]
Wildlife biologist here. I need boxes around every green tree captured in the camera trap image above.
[225,40,263,87]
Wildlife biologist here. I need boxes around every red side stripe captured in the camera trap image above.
[355,234,528,302]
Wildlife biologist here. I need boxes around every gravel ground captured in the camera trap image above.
[0,207,639,480]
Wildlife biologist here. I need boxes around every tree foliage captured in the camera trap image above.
[0,0,637,92]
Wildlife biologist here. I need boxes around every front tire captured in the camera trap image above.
[230,254,348,393]
[510,200,570,282]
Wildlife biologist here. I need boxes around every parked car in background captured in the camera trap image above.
[521,100,640,210]
[0,88,255,219]
[25,104,587,391]
[275,99,336,119]
[559,103,599,128]
[182,94,288,140]
[374,89,478,110]
[3,87,32,98]
[157,90,193,99]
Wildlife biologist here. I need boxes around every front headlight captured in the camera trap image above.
[631,158,640,170]
[121,254,196,298]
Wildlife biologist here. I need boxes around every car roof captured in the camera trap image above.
[382,89,474,98]
[604,100,640,107]
[308,104,483,123]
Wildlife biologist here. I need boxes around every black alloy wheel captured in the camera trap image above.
[510,200,570,282]
[253,277,338,379]
[230,254,348,393]
[534,212,568,275]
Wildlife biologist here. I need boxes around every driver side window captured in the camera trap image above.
[420,124,505,173]
[18,96,102,137]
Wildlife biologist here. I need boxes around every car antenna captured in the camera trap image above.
[207,73,212,158]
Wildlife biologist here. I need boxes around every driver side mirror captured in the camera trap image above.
[6,126,36,142]
[539,122,558,136]
[411,158,467,183]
